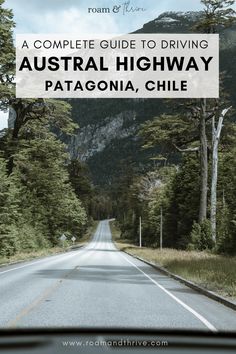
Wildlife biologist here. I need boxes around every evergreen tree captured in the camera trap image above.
[0,0,15,110]
[68,159,94,216]
[194,0,235,229]
[0,158,20,256]
[14,124,87,245]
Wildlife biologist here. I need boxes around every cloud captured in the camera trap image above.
[6,0,87,13]
[5,0,120,34]
[25,7,119,34]
[4,0,209,36]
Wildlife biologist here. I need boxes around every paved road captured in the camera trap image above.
[0,220,236,331]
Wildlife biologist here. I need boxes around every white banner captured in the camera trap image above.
[16,34,219,99]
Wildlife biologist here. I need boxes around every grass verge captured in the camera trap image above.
[110,221,236,301]
[0,220,99,267]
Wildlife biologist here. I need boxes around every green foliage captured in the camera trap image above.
[0,127,88,257]
[0,159,20,256]
[0,0,89,258]
[9,98,77,140]
[13,129,87,245]
[139,114,198,153]
[217,141,236,253]
[195,0,236,32]
[189,220,213,251]
[0,0,15,110]
[1,0,236,259]
[143,168,176,247]
[68,159,94,215]
[170,155,201,248]
[216,202,233,253]
[115,130,236,254]
[114,155,206,250]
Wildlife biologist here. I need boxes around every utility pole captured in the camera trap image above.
[139,216,142,248]
[160,207,163,251]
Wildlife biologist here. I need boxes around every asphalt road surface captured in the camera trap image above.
[0,220,236,331]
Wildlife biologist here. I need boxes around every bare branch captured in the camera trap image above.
[216,106,232,139]
[173,144,200,153]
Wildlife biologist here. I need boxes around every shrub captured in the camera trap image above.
[189,220,214,251]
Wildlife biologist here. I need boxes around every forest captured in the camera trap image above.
[0,0,98,256]
[112,0,236,255]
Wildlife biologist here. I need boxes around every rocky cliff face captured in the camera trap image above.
[68,111,137,161]
[67,11,236,186]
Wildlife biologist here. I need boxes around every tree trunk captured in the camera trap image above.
[210,107,231,243]
[199,98,208,223]
[211,116,218,243]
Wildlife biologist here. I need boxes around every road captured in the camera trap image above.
[0,220,236,331]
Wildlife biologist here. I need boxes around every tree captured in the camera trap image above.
[0,1,18,255]
[0,0,90,257]
[0,0,15,110]
[67,159,94,215]
[140,0,236,243]
[210,106,231,242]
[195,0,236,229]
[6,99,77,175]
[0,158,20,256]
[0,1,77,174]
[195,0,236,33]
[139,168,176,247]
[217,125,236,254]
[14,123,87,245]
[140,113,200,155]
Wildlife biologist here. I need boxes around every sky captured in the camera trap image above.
[4,0,204,35]
[0,0,230,129]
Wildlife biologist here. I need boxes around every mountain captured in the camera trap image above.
[134,11,204,33]
[66,11,236,187]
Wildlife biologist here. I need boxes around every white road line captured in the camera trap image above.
[0,249,84,276]
[0,221,101,275]
[0,221,102,276]
[0,258,55,275]
[0,220,101,275]
[120,252,217,333]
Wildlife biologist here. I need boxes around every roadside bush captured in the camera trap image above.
[189,220,213,251]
